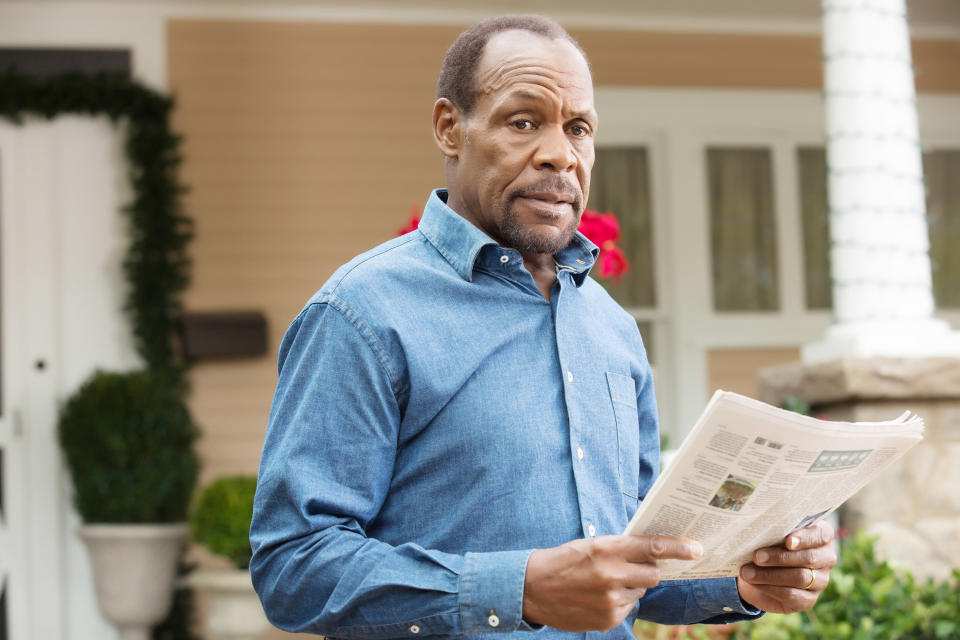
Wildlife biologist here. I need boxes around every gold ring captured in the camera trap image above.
[803,568,817,590]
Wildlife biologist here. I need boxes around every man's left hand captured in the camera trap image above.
[736,520,838,614]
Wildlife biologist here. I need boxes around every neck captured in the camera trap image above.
[523,252,559,301]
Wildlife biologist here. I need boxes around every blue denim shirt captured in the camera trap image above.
[251,189,760,639]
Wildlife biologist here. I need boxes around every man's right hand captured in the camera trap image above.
[522,535,703,632]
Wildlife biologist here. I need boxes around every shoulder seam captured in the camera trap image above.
[311,294,405,398]
[327,233,420,295]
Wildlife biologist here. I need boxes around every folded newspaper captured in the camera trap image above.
[624,390,924,580]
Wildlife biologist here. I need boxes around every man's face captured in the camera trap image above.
[441,30,597,256]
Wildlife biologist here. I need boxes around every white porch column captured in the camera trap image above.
[804,0,960,362]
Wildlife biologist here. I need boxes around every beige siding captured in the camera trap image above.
[168,20,453,485]
[707,347,802,401]
[573,30,960,92]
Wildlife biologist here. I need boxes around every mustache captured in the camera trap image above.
[510,178,582,208]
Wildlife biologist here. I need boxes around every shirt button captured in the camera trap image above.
[577,446,584,461]
[409,625,421,634]
[500,255,509,263]
[567,371,573,383]
[722,606,733,612]
[588,523,596,537]
[488,614,500,627]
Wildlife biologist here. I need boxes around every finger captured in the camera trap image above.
[625,587,648,601]
[618,563,661,590]
[740,564,824,591]
[754,544,837,569]
[743,582,821,607]
[784,520,834,551]
[622,536,703,563]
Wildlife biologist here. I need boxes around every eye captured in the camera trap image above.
[511,119,535,131]
[568,123,591,138]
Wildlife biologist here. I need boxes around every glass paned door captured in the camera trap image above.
[588,147,657,308]
[797,147,833,310]
[706,147,780,311]
[924,149,960,309]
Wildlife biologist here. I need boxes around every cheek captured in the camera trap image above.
[579,166,592,201]
[578,147,594,191]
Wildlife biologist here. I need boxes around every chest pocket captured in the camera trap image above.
[606,371,640,500]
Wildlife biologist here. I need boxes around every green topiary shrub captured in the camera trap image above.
[732,530,960,640]
[190,475,257,569]
[58,369,200,523]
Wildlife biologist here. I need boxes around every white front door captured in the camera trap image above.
[0,124,29,640]
[0,116,140,640]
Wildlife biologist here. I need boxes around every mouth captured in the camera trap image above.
[516,191,576,216]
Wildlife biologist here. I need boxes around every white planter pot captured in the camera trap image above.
[78,523,188,640]
[189,569,271,640]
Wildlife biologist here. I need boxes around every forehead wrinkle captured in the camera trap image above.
[475,57,588,97]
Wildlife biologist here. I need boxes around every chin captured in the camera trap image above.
[511,226,577,256]
[498,198,579,255]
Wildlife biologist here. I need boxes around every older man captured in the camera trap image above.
[251,14,836,639]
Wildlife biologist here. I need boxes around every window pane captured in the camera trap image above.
[587,147,656,307]
[797,147,833,310]
[924,149,960,309]
[707,148,779,311]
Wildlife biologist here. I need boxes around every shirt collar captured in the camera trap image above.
[418,189,599,286]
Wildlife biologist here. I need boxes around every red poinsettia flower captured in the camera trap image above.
[598,245,629,282]
[397,203,422,235]
[577,209,620,247]
[577,209,630,283]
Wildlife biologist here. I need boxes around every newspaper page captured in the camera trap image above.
[624,390,924,580]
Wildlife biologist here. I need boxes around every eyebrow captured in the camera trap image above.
[502,90,597,123]
[509,90,543,102]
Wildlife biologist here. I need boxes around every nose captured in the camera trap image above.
[534,125,577,172]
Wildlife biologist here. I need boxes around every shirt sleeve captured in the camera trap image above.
[634,578,763,625]
[250,299,537,638]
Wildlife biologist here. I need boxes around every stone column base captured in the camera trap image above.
[757,357,960,582]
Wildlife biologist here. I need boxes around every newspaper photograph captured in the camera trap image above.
[624,391,924,580]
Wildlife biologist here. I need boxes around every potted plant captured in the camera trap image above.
[58,369,199,640]
[189,475,270,640]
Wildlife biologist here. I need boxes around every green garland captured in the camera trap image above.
[0,69,192,383]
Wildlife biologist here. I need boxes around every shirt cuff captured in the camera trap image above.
[459,550,539,633]
[692,577,763,623]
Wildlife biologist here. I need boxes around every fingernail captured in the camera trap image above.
[756,550,769,564]
[742,566,755,580]
[691,542,703,557]
[788,536,799,550]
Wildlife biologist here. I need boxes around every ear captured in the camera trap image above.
[433,98,463,159]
